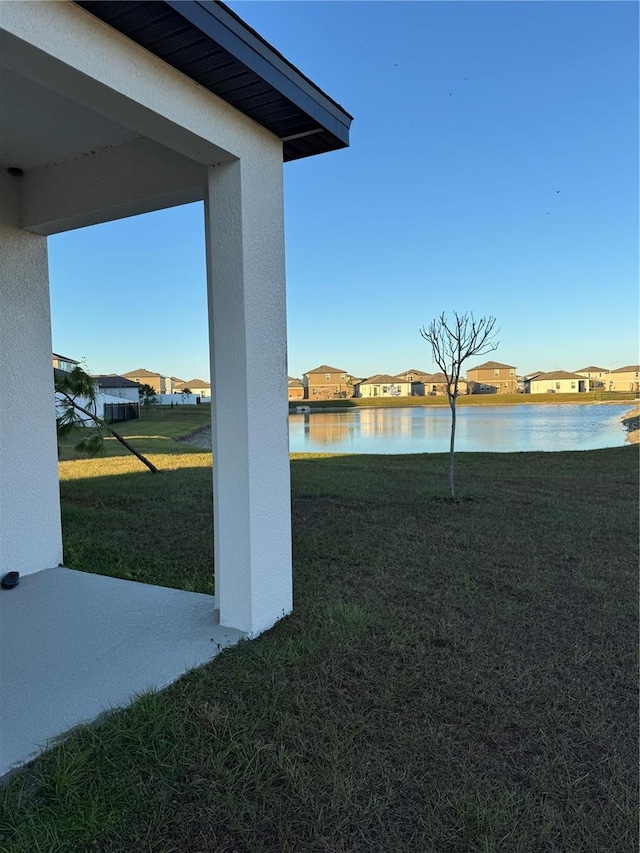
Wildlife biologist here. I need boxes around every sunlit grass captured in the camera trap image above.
[2,432,637,852]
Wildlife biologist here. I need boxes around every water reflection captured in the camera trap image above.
[288,404,633,454]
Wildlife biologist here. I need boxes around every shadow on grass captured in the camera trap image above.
[2,447,637,851]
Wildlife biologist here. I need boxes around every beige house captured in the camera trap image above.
[287,377,304,401]
[174,378,210,398]
[467,360,517,394]
[529,370,588,394]
[303,365,352,399]
[52,353,79,373]
[355,374,412,398]
[575,365,607,388]
[122,368,178,395]
[395,368,430,383]
[422,372,468,396]
[394,369,431,395]
[603,365,640,392]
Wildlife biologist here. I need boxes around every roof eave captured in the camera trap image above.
[75,0,352,161]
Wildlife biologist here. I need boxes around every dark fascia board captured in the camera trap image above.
[75,0,352,158]
[175,1,353,141]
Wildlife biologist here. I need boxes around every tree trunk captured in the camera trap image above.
[60,393,159,473]
[448,397,456,498]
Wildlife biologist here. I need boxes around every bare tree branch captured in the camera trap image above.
[420,312,499,497]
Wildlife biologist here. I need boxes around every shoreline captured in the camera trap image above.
[289,398,637,415]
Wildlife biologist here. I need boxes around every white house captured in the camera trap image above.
[356,375,412,398]
[174,378,211,398]
[529,370,588,394]
[93,374,141,403]
[0,0,351,776]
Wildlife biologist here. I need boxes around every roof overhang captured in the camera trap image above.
[75,0,352,162]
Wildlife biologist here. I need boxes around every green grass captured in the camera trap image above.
[1,434,637,851]
[292,391,637,410]
[57,404,212,463]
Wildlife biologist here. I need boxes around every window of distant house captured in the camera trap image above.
[325,373,331,381]
[340,373,346,380]
[494,369,500,377]
[509,369,515,375]
[555,382,561,390]
[571,382,576,389]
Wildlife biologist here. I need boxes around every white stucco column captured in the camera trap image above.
[0,171,63,576]
[204,150,292,637]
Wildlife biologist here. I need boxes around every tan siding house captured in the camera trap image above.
[52,353,79,373]
[122,368,177,395]
[287,377,304,400]
[575,365,607,389]
[529,370,588,394]
[603,365,640,392]
[303,365,352,399]
[394,369,431,396]
[422,372,468,396]
[467,360,517,394]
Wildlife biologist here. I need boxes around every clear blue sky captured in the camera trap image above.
[49,0,639,381]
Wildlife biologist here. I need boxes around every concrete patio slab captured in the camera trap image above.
[0,567,245,778]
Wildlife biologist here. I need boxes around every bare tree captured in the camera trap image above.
[420,312,499,498]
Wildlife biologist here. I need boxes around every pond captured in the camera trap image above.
[288,404,634,454]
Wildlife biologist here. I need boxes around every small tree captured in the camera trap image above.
[138,383,158,413]
[56,366,158,473]
[420,312,498,498]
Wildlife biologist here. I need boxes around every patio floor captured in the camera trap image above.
[0,567,245,779]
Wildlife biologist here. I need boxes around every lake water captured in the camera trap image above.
[288,404,634,454]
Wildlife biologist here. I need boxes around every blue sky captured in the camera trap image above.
[49,1,638,381]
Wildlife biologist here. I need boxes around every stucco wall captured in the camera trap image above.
[0,171,63,575]
[1,0,293,634]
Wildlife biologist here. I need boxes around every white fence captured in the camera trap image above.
[155,394,211,405]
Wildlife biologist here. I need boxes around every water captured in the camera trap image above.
[288,404,634,454]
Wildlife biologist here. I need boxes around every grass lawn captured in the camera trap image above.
[1,418,637,852]
[292,391,637,410]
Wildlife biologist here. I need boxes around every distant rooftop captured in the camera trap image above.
[532,370,584,381]
[93,375,141,388]
[575,365,607,373]
[468,360,516,371]
[305,365,348,375]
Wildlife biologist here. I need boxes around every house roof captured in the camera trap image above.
[427,372,467,383]
[305,365,348,375]
[122,368,163,379]
[468,360,516,371]
[52,353,79,364]
[575,365,607,373]
[287,377,303,386]
[175,378,211,388]
[531,370,584,381]
[395,369,428,377]
[76,0,352,162]
[360,374,407,385]
[611,364,640,373]
[93,374,141,388]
